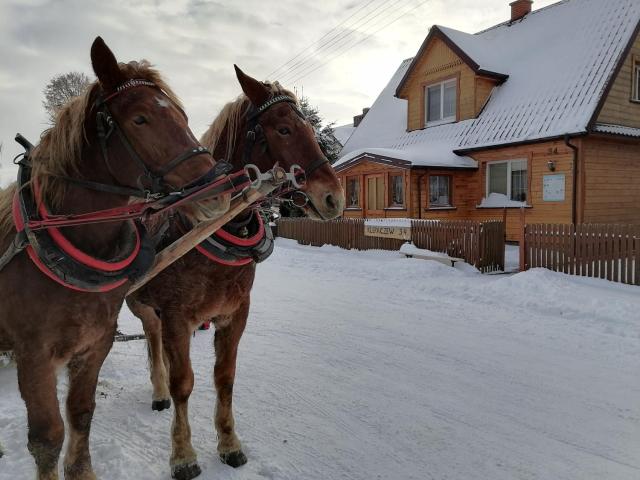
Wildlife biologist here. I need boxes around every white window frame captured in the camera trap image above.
[425,78,457,127]
[485,159,528,202]
[633,60,640,102]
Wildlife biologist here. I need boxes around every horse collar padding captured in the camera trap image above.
[7,163,156,293]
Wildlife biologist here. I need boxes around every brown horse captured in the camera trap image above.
[126,66,345,480]
[0,38,228,480]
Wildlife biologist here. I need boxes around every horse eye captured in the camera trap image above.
[278,127,290,135]
[133,115,147,125]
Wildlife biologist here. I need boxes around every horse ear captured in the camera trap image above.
[91,37,125,92]
[234,65,269,107]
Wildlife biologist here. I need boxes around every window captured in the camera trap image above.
[486,159,528,202]
[429,175,451,207]
[633,59,640,101]
[425,79,457,126]
[346,177,360,207]
[389,174,404,206]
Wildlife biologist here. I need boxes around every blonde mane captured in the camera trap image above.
[0,60,182,238]
[200,82,297,163]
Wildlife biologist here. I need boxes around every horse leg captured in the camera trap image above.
[63,334,113,480]
[214,300,249,468]
[129,300,171,411]
[16,354,64,480]
[164,326,200,480]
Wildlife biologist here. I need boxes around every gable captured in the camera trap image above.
[595,25,640,129]
[399,36,497,131]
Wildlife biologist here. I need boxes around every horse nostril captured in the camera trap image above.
[325,193,337,210]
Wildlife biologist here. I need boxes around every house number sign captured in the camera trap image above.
[543,174,565,202]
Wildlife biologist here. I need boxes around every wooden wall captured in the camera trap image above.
[336,135,640,242]
[581,135,640,224]
[337,159,412,219]
[398,37,497,131]
[596,30,640,128]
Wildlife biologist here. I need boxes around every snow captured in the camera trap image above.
[593,123,640,138]
[337,0,640,168]
[331,124,356,146]
[477,192,529,208]
[2,239,640,479]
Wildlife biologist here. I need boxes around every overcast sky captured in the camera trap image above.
[0,0,557,165]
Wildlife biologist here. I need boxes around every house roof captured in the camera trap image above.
[593,123,640,138]
[337,0,640,169]
[332,124,356,146]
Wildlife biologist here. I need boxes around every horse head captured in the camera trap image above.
[232,66,345,220]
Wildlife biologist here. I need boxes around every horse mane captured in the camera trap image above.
[0,60,183,238]
[200,82,297,163]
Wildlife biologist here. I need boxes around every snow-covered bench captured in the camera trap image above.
[399,243,463,267]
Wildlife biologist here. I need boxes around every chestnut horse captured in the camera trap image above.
[126,66,345,479]
[0,38,228,480]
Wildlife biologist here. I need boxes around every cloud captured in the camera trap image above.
[0,0,557,167]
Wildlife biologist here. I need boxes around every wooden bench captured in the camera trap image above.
[401,252,463,267]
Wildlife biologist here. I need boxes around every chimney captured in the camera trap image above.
[510,0,532,21]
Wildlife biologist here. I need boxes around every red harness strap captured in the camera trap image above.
[194,245,253,266]
[12,186,134,292]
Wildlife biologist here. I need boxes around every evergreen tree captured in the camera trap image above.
[298,96,341,164]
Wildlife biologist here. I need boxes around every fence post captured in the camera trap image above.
[519,206,526,271]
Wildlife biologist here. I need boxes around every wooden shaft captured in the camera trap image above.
[127,183,276,295]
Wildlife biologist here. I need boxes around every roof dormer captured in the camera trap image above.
[396,25,508,132]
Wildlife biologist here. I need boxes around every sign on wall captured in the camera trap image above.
[543,174,566,202]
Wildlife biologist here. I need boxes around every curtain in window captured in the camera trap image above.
[510,159,527,202]
[429,176,450,206]
[347,178,359,207]
[488,163,508,196]
[427,85,441,122]
[443,82,456,119]
[391,175,404,205]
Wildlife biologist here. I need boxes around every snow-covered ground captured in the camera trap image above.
[1,239,640,479]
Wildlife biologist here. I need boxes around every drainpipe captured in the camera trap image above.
[564,134,578,225]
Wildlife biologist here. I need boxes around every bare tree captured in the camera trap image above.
[42,71,91,123]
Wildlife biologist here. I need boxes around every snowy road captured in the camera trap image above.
[1,239,640,479]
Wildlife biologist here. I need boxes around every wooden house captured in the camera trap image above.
[334,0,640,241]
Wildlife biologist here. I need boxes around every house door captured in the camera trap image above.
[365,174,385,216]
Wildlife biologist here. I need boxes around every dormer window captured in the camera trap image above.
[425,78,457,126]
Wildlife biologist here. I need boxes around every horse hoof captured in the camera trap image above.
[220,450,247,468]
[171,461,201,480]
[152,399,171,411]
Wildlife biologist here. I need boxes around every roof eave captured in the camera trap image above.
[453,132,589,155]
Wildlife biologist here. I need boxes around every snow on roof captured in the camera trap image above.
[337,0,640,168]
[593,123,640,138]
[332,123,356,146]
[336,59,477,170]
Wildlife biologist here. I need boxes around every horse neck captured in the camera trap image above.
[213,115,268,223]
[51,143,131,257]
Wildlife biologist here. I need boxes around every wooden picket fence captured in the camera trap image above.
[523,223,640,285]
[277,218,505,273]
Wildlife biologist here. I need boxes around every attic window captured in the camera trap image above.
[633,59,640,102]
[425,78,457,126]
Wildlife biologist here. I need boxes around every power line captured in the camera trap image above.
[289,0,432,85]
[277,0,405,84]
[267,0,382,78]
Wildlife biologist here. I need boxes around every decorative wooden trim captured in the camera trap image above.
[396,26,508,98]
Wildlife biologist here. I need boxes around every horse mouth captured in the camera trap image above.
[185,194,231,223]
